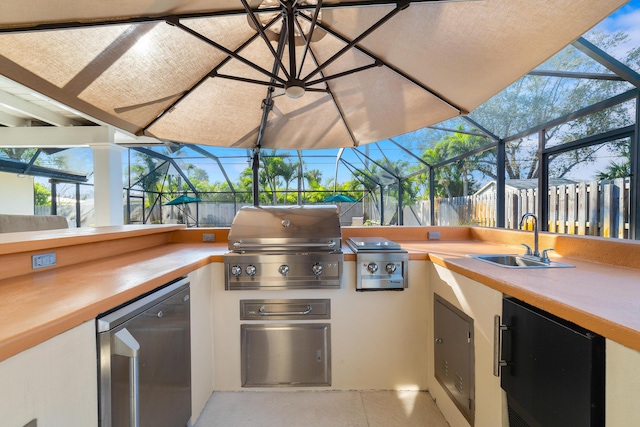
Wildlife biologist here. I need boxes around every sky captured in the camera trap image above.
[595,0,640,51]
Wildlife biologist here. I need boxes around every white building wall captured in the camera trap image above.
[0,172,34,214]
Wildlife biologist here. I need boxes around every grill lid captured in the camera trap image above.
[228,205,342,253]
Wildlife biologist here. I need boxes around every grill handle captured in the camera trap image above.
[258,305,313,316]
[232,240,337,249]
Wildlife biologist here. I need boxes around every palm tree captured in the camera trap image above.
[596,160,630,180]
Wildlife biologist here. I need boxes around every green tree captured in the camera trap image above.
[468,31,638,181]
[34,182,51,206]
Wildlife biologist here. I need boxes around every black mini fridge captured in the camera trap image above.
[500,297,605,427]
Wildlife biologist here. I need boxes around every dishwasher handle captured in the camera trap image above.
[258,305,313,316]
[113,328,141,427]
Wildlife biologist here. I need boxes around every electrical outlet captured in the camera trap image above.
[428,231,441,240]
[202,233,216,242]
[32,252,56,269]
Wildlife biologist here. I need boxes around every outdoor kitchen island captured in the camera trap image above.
[1,225,640,426]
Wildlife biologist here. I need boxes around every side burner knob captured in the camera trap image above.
[367,262,379,274]
[385,263,397,274]
[312,263,323,276]
[230,265,242,277]
[245,265,257,276]
[278,265,290,276]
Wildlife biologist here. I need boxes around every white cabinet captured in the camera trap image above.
[189,263,216,424]
[211,260,430,391]
[0,321,98,427]
[428,263,507,427]
[606,340,640,426]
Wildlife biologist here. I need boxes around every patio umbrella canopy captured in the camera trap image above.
[0,0,626,149]
[165,195,203,206]
[324,194,357,203]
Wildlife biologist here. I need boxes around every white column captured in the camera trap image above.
[91,138,125,226]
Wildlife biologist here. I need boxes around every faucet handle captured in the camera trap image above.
[521,243,532,256]
[541,248,555,263]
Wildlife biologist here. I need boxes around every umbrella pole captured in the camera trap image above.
[184,203,188,227]
[252,148,260,206]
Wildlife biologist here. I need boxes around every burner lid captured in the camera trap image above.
[346,237,402,251]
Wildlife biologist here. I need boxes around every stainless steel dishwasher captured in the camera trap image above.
[97,276,191,427]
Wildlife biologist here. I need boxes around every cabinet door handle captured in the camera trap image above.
[493,315,508,377]
[113,328,141,427]
[258,305,313,316]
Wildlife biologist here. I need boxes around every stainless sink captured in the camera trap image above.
[467,254,574,268]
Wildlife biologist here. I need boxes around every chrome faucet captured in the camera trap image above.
[519,212,539,258]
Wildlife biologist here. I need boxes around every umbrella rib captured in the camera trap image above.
[0,1,462,34]
[296,0,323,79]
[300,0,409,83]
[285,3,297,80]
[142,15,283,135]
[213,73,286,90]
[240,0,291,81]
[166,16,286,85]
[306,61,383,86]
[297,13,467,115]
[295,25,360,147]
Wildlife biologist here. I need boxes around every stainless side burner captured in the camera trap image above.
[347,237,408,291]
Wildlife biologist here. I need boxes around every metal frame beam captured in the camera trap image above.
[632,94,640,239]
[528,70,624,81]
[0,157,87,182]
[503,89,638,144]
[132,147,198,193]
[573,37,640,89]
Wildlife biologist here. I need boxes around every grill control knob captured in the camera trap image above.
[367,262,379,273]
[385,263,397,274]
[230,265,242,277]
[312,263,323,276]
[245,265,257,276]
[278,264,290,276]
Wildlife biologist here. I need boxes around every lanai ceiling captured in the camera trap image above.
[0,0,629,150]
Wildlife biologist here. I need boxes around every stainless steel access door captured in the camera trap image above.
[241,323,331,387]
[434,294,475,425]
[97,277,191,427]
[240,299,331,387]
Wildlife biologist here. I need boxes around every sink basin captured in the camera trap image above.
[467,254,574,268]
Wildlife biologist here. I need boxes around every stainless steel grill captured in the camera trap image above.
[346,237,408,291]
[225,205,343,290]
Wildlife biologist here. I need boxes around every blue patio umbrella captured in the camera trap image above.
[166,195,202,205]
[324,194,357,203]
[166,195,202,226]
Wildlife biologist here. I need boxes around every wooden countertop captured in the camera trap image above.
[2,225,640,363]
[0,241,221,362]
[400,239,640,349]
